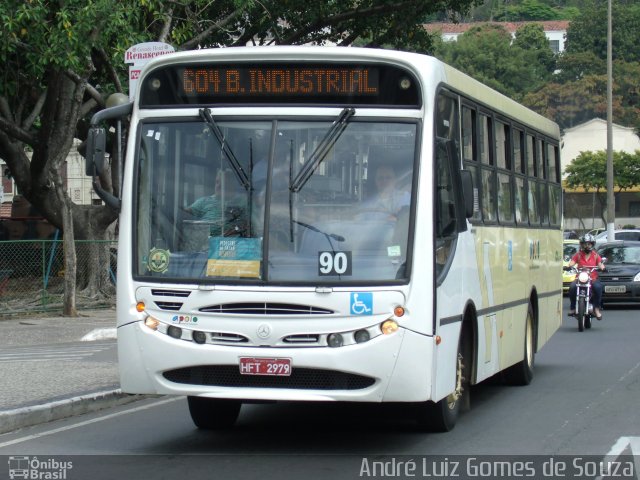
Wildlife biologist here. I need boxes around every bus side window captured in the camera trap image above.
[435,141,459,280]
[436,142,457,237]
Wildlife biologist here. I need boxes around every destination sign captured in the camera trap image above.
[181,67,379,97]
[139,62,421,107]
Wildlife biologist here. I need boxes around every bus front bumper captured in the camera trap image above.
[117,321,434,403]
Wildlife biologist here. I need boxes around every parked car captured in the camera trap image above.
[595,229,640,247]
[596,240,640,305]
[586,228,606,237]
[562,239,580,294]
[563,230,579,240]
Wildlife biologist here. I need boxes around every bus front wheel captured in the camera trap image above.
[187,396,241,429]
[414,335,469,432]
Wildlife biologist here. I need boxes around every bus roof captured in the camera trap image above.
[139,46,559,139]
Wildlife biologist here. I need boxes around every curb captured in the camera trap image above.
[0,389,149,435]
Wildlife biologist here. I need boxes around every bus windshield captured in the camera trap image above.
[135,117,417,284]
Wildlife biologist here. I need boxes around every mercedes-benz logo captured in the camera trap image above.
[257,323,272,339]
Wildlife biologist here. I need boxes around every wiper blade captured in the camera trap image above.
[199,108,250,190]
[290,107,355,193]
[294,220,345,242]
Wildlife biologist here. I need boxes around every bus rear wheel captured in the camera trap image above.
[187,396,241,429]
[503,303,535,385]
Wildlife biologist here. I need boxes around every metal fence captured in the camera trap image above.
[0,240,117,316]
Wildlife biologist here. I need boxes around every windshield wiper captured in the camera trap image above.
[293,220,345,243]
[199,108,250,190]
[290,107,355,193]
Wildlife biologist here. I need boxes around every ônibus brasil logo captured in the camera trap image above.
[8,456,73,479]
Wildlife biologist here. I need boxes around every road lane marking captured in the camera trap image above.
[0,343,114,363]
[596,436,640,480]
[0,397,181,449]
[544,360,640,442]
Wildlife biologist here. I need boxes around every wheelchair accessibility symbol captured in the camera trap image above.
[350,293,373,315]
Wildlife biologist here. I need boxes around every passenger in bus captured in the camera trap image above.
[360,164,410,221]
[182,169,247,236]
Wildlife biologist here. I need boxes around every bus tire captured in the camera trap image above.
[503,303,535,386]
[187,396,241,429]
[415,333,469,432]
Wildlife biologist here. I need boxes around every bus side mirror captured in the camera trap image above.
[84,127,107,176]
[460,169,474,219]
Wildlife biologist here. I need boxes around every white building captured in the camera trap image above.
[424,20,569,53]
[1,139,98,220]
[561,118,640,231]
[561,118,640,175]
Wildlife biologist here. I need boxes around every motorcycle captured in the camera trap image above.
[566,262,605,332]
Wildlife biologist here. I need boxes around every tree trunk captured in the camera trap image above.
[62,200,78,316]
[72,204,117,299]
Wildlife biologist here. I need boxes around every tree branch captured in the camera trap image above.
[158,7,174,43]
[97,48,123,93]
[0,115,37,145]
[280,1,416,45]
[0,96,14,122]
[65,70,105,108]
[22,91,48,131]
[179,8,244,50]
[80,98,99,118]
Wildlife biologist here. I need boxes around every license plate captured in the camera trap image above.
[605,285,626,293]
[239,357,292,376]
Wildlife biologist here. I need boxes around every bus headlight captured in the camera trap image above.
[192,331,207,344]
[144,316,160,331]
[327,333,344,348]
[167,325,183,339]
[354,329,371,344]
[381,320,399,335]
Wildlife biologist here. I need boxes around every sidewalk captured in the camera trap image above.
[0,309,144,434]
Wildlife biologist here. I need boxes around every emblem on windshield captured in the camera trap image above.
[147,247,170,273]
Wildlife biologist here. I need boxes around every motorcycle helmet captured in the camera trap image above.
[580,233,596,252]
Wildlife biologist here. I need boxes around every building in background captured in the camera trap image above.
[424,21,569,53]
[561,118,640,231]
[1,139,98,240]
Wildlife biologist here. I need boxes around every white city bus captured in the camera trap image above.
[87,46,563,431]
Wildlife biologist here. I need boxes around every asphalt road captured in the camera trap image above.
[1,298,639,480]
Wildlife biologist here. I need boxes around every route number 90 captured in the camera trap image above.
[318,251,352,276]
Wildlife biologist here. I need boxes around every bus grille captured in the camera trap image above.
[151,289,191,297]
[199,303,334,315]
[162,365,374,390]
[154,301,183,311]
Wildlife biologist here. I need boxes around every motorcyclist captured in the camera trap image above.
[565,233,606,319]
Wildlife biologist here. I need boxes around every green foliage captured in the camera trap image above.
[433,23,555,101]
[0,0,157,101]
[0,0,479,230]
[565,0,640,62]
[517,1,640,131]
[553,51,605,83]
[524,58,640,131]
[493,0,561,21]
[513,23,557,75]
[459,0,576,21]
[564,150,640,192]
